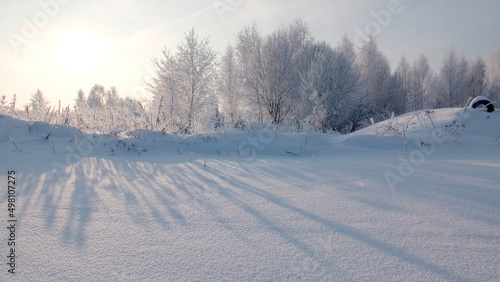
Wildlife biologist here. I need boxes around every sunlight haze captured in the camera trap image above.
[1,0,499,107]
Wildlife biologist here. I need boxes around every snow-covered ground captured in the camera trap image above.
[0,108,499,281]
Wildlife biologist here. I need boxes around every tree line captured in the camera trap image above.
[2,19,500,134]
[148,19,500,133]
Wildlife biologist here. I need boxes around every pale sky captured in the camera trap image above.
[1,0,500,108]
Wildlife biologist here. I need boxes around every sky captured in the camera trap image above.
[1,0,500,108]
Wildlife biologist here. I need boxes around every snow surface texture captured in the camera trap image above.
[0,108,499,281]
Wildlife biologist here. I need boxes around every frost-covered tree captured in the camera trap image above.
[9,94,17,115]
[396,56,411,112]
[260,28,299,124]
[438,48,468,107]
[175,29,218,131]
[72,89,88,129]
[0,95,7,113]
[29,89,50,120]
[149,29,218,133]
[465,57,487,98]
[488,47,500,102]
[408,54,434,111]
[356,36,391,119]
[149,49,179,129]
[87,84,106,109]
[301,40,363,132]
[219,44,241,123]
[384,72,406,115]
[106,86,120,108]
[236,19,311,125]
[123,97,142,114]
[236,22,265,122]
[336,34,357,66]
[300,42,336,130]
[467,57,488,97]
[75,89,86,109]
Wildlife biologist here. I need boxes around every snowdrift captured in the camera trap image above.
[340,107,500,151]
[0,114,333,159]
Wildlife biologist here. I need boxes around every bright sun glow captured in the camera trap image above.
[55,29,111,73]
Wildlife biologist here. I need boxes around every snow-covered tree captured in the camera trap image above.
[29,89,50,120]
[123,97,142,114]
[0,95,7,113]
[9,94,17,115]
[384,72,406,115]
[149,29,218,133]
[75,89,86,109]
[336,34,357,66]
[236,22,265,122]
[438,48,468,107]
[106,86,120,108]
[301,40,363,132]
[465,57,487,99]
[236,19,311,125]
[356,36,391,119]
[408,54,434,111]
[175,29,218,131]
[300,42,336,130]
[87,84,106,109]
[260,29,298,124]
[487,48,500,102]
[149,49,179,129]
[218,44,241,124]
[396,55,411,112]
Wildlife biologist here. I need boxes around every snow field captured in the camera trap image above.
[0,108,499,280]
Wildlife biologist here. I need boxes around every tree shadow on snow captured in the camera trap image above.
[7,154,475,280]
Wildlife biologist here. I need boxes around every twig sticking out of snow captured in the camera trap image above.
[107,143,115,155]
[127,134,135,148]
[402,126,408,151]
[74,134,78,152]
[300,137,308,154]
[461,97,473,119]
[422,111,439,137]
[9,136,22,152]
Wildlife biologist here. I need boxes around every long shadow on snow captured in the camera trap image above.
[397,159,500,228]
[4,153,473,279]
[62,161,97,247]
[100,158,186,227]
[196,160,468,281]
[85,155,470,280]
